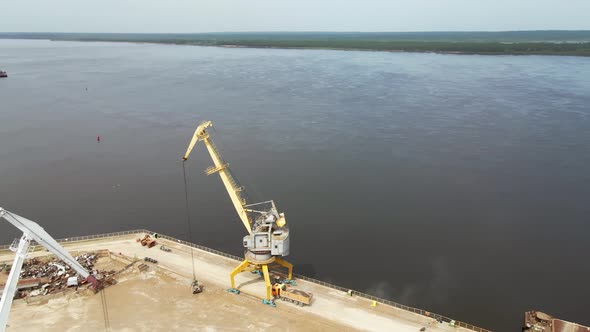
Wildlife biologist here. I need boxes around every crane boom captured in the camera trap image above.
[182,121,252,234]
[0,209,90,277]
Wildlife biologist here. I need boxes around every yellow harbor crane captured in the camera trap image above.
[182,121,293,303]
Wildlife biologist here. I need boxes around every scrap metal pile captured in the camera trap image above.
[523,311,590,332]
[10,252,116,298]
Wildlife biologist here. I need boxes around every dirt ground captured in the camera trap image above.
[5,254,350,332]
[0,268,7,284]
[0,235,482,332]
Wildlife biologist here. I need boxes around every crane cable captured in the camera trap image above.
[182,160,197,281]
[100,288,111,332]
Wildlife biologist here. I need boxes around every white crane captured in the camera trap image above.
[0,208,97,331]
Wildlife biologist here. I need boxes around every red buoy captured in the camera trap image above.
[97,136,101,142]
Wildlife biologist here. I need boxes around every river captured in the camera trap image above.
[1,39,589,331]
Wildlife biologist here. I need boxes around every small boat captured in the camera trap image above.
[0,70,7,78]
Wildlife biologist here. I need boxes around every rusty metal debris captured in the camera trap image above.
[137,235,156,248]
[523,311,590,332]
[2,252,116,299]
[144,257,158,264]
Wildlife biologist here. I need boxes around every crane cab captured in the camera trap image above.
[242,233,268,249]
[242,222,290,257]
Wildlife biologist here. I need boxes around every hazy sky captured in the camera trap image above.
[2,0,589,33]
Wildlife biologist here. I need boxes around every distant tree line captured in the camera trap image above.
[2,32,589,56]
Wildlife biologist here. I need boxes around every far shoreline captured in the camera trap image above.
[39,38,590,57]
[213,43,590,57]
[2,31,590,57]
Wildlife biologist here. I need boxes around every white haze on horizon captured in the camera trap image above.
[1,0,590,33]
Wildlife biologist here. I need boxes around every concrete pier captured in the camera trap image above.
[0,231,490,332]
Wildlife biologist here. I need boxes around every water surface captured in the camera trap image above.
[1,39,589,331]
